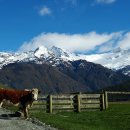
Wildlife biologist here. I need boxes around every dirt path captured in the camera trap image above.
[0,108,59,130]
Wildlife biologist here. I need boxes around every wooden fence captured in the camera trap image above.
[103,91,130,109]
[31,93,106,113]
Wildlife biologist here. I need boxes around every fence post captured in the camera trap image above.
[104,91,108,109]
[77,94,81,112]
[100,93,105,111]
[49,95,52,113]
[47,95,52,113]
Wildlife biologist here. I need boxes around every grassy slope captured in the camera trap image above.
[31,103,130,130]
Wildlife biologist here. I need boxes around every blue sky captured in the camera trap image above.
[0,0,130,54]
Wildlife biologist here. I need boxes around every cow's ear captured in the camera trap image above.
[38,90,41,94]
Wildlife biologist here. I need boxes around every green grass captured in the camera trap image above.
[30,103,130,130]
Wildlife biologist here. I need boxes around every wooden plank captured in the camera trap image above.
[53,103,73,106]
[38,96,47,100]
[52,105,74,109]
[34,100,46,103]
[52,103,73,106]
[33,101,46,105]
[80,94,100,98]
[81,108,100,111]
[81,99,100,104]
[80,104,100,109]
[33,103,46,105]
[52,95,74,99]
[52,100,73,102]
[107,92,130,94]
[81,102,100,105]
[52,100,73,104]
[31,105,46,109]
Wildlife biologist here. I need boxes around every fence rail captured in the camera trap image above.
[31,93,105,113]
[103,91,130,109]
[107,91,130,94]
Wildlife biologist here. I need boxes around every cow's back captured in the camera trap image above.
[0,89,7,100]
[0,89,30,104]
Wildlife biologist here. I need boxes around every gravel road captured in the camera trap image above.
[0,108,59,130]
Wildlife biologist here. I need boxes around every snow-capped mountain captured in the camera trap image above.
[0,46,74,69]
[80,47,130,70]
[0,45,130,93]
[0,46,130,76]
[75,47,130,76]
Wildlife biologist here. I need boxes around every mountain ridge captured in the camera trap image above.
[1,46,130,73]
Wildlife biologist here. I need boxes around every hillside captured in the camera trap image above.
[57,60,129,91]
[0,63,88,94]
[0,61,128,94]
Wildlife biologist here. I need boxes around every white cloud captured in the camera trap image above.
[95,0,116,4]
[97,32,123,53]
[18,32,122,53]
[117,32,130,50]
[39,7,52,16]
[97,42,114,53]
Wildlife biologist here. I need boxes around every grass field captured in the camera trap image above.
[30,103,130,130]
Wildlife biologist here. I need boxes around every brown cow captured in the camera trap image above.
[0,88,40,119]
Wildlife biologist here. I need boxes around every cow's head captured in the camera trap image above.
[31,88,40,100]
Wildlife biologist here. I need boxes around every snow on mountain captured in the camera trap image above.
[51,46,69,58]
[0,51,35,69]
[50,46,77,61]
[118,65,130,76]
[79,47,130,70]
[0,45,73,69]
[34,46,51,58]
[0,45,130,76]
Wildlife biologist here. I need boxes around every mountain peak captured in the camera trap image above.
[50,46,69,58]
[34,46,50,58]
